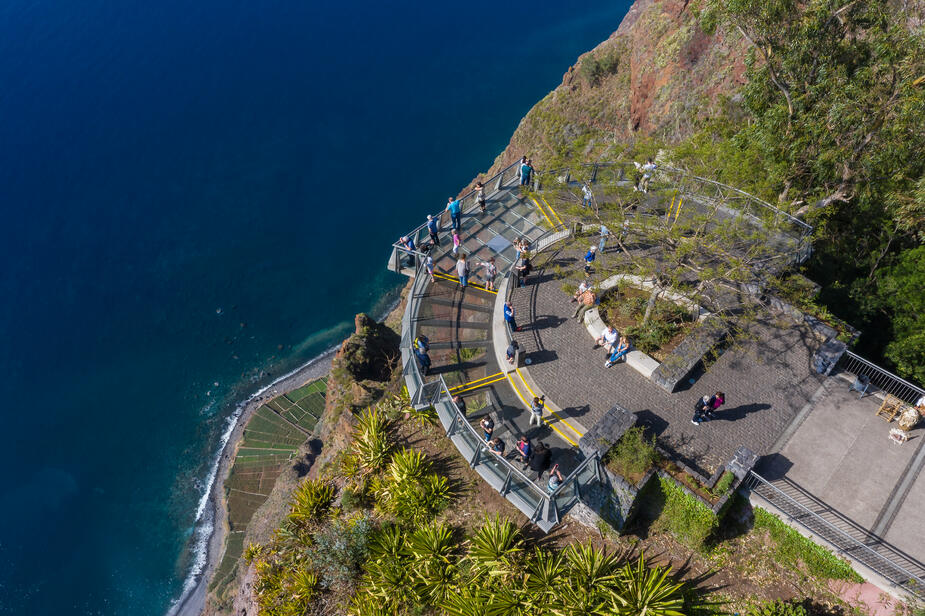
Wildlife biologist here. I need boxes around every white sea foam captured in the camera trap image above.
[166,343,339,616]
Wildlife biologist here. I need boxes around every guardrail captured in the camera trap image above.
[398,227,606,531]
[744,471,925,598]
[535,161,813,265]
[836,350,924,406]
[389,160,523,267]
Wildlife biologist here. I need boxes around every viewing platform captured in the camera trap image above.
[386,159,925,599]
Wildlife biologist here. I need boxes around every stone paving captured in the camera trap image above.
[509,239,827,477]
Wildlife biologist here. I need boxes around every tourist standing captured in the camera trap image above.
[691,394,713,425]
[529,396,545,427]
[520,158,534,186]
[414,348,432,376]
[414,334,430,353]
[599,224,610,253]
[427,214,440,247]
[452,231,461,257]
[516,253,531,287]
[489,437,506,456]
[583,245,597,275]
[528,442,552,477]
[480,415,494,441]
[446,196,461,230]
[480,257,498,291]
[547,464,564,493]
[425,254,435,282]
[515,436,531,467]
[452,394,467,415]
[504,301,519,332]
[635,158,656,193]
[516,156,527,185]
[456,253,469,287]
[709,391,726,419]
[475,181,487,214]
[582,183,593,207]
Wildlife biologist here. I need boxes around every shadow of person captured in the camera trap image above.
[529,314,567,330]
[712,403,771,421]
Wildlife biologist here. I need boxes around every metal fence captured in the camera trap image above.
[536,161,814,265]
[398,244,606,532]
[744,471,925,598]
[837,350,925,406]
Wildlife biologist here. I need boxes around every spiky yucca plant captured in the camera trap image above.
[352,407,393,472]
[289,479,335,525]
[465,516,524,580]
[613,553,684,616]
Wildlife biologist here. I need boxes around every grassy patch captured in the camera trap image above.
[753,508,861,582]
[655,476,718,549]
[603,426,660,483]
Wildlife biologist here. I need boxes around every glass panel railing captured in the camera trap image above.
[508,474,545,513]
[475,449,511,492]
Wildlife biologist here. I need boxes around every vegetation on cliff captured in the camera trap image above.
[494,0,925,382]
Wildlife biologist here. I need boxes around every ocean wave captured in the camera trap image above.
[166,343,339,616]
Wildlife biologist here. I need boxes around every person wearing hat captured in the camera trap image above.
[583,245,597,275]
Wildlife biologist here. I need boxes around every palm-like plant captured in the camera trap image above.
[612,553,684,616]
[439,586,490,616]
[563,542,622,592]
[405,521,458,603]
[288,569,319,610]
[352,407,393,472]
[522,548,565,601]
[466,516,525,580]
[289,479,335,525]
[387,447,430,483]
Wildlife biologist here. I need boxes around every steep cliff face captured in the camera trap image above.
[484,0,747,173]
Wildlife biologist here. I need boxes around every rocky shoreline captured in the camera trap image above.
[171,348,337,616]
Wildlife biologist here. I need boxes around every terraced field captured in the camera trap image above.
[209,376,327,596]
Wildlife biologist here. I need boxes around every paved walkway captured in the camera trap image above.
[758,379,925,581]
[510,239,826,477]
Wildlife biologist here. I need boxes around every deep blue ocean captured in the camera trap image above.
[0,1,630,613]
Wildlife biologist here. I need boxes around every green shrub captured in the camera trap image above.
[656,477,717,548]
[375,449,451,524]
[748,600,808,616]
[340,486,368,512]
[604,426,660,478]
[710,471,735,497]
[627,321,678,354]
[306,514,374,591]
[753,508,861,581]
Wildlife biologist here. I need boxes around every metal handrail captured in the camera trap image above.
[391,160,523,255]
[745,471,925,597]
[535,161,811,233]
[838,350,924,405]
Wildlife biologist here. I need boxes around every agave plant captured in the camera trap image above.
[612,553,684,616]
[368,524,406,560]
[352,407,393,472]
[289,479,335,525]
[243,542,264,563]
[405,521,458,603]
[349,591,396,616]
[387,447,430,483]
[465,516,525,580]
[522,548,565,600]
[563,542,623,592]
[439,585,490,616]
[288,569,320,609]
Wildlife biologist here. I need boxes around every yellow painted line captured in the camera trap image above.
[673,197,683,223]
[451,375,508,395]
[666,194,677,221]
[514,367,584,439]
[530,196,556,229]
[505,372,578,447]
[449,371,505,391]
[432,271,498,295]
[539,194,564,228]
